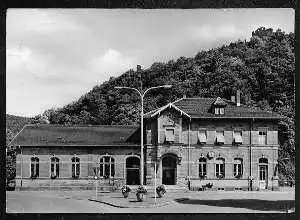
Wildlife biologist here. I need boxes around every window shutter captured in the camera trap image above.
[251,131,259,145]
[267,130,274,145]
[165,129,174,142]
[216,132,225,143]
[198,131,207,143]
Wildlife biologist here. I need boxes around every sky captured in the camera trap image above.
[6,8,294,117]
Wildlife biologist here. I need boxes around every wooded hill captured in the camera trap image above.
[7,27,295,182]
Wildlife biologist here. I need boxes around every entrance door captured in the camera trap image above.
[126,157,140,185]
[259,158,268,189]
[162,155,177,185]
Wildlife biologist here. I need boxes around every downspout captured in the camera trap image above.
[188,119,191,188]
[249,118,254,191]
[20,145,23,188]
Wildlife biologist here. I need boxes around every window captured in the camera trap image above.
[233,130,243,144]
[216,131,225,144]
[215,158,225,178]
[233,158,243,178]
[50,157,59,178]
[31,157,39,178]
[259,158,268,181]
[258,130,267,145]
[198,130,207,144]
[71,157,80,178]
[199,158,207,178]
[165,128,175,142]
[215,107,224,115]
[99,156,115,178]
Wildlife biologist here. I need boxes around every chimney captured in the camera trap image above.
[231,95,235,103]
[236,90,241,107]
[183,94,187,99]
[137,65,141,72]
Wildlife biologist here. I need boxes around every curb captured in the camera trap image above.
[88,197,181,208]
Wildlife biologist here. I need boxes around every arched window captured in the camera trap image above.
[259,157,268,182]
[259,158,268,164]
[199,157,207,178]
[50,157,59,178]
[31,157,39,178]
[99,156,115,178]
[215,158,225,178]
[71,157,80,178]
[233,158,243,178]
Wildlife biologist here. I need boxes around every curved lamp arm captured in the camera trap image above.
[114,86,142,97]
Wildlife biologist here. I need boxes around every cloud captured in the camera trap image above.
[89,48,137,83]
[189,24,242,41]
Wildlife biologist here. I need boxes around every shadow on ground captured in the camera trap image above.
[174,199,295,212]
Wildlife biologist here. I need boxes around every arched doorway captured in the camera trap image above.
[162,154,177,185]
[258,158,268,189]
[126,156,140,185]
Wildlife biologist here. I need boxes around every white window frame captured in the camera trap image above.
[71,157,80,178]
[233,158,243,178]
[199,157,207,178]
[99,156,115,178]
[30,157,39,178]
[215,158,225,178]
[50,157,60,178]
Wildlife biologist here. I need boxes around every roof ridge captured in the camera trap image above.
[25,124,139,128]
[7,124,29,146]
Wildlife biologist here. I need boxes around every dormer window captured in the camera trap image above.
[213,97,226,115]
[215,107,225,115]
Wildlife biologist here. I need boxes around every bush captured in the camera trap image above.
[156,184,166,194]
[136,185,147,194]
[121,185,131,193]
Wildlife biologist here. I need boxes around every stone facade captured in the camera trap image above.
[12,96,280,191]
[144,106,280,191]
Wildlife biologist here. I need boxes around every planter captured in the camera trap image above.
[136,192,146,202]
[157,190,165,198]
[122,191,129,198]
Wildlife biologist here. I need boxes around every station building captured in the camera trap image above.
[10,91,281,191]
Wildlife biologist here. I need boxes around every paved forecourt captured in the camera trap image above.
[6,189,295,213]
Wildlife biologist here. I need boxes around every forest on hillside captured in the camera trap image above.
[7,27,295,183]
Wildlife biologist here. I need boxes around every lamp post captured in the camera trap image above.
[115,84,172,185]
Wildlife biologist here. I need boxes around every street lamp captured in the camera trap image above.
[115,84,172,185]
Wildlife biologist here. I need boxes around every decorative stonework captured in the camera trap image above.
[156,145,183,164]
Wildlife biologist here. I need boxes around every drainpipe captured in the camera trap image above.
[249,118,253,191]
[20,145,23,188]
[188,120,191,188]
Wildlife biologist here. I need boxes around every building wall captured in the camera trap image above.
[144,109,279,191]
[15,146,140,189]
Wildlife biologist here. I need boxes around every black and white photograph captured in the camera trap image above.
[5,8,295,213]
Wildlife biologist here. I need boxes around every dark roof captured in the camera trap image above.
[9,124,140,147]
[145,97,282,119]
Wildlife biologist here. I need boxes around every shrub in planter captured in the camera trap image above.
[205,183,213,188]
[156,185,166,198]
[136,185,147,202]
[121,185,131,198]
